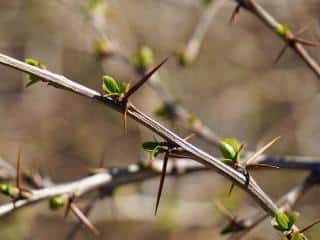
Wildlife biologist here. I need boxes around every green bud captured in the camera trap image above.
[275,24,289,37]
[133,46,154,69]
[86,0,104,15]
[93,39,110,58]
[219,138,240,161]
[102,75,120,96]
[49,196,65,210]
[288,211,300,226]
[0,184,17,197]
[271,211,293,232]
[24,58,46,87]
[176,49,189,67]
[187,114,200,127]
[201,0,213,6]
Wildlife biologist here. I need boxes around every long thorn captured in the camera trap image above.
[228,183,235,197]
[299,218,320,233]
[64,196,73,219]
[70,203,99,236]
[213,200,235,221]
[154,150,169,215]
[296,21,315,36]
[273,44,289,65]
[99,148,106,169]
[229,4,241,24]
[123,57,168,101]
[245,136,281,166]
[183,133,195,141]
[295,37,320,47]
[16,147,22,190]
[246,163,280,170]
[123,102,129,133]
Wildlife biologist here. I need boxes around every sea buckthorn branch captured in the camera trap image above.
[0,53,283,222]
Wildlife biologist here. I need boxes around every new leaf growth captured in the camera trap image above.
[24,58,46,87]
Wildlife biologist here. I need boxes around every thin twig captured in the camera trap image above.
[234,0,320,78]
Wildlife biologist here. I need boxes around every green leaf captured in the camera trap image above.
[221,158,236,166]
[142,142,159,151]
[291,232,304,240]
[219,138,239,161]
[24,58,46,87]
[0,184,18,198]
[102,75,121,95]
[272,211,291,231]
[288,211,300,227]
[49,196,65,210]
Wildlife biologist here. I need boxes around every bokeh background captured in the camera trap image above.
[0,0,320,239]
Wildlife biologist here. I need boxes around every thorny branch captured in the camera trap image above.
[0,1,320,238]
[0,52,313,239]
[0,157,205,217]
[0,52,303,234]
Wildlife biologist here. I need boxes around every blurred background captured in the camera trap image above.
[0,0,320,239]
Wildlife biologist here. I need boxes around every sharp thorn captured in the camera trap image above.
[64,196,74,219]
[245,136,280,166]
[229,4,241,24]
[183,133,195,141]
[296,21,315,36]
[124,57,169,101]
[16,147,22,191]
[213,200,235,221]
[70,203,99,236]
[273,45,289,65]
[123,102,128,134]
[299,218,320,233]
[154,150,169,215]
[295,37,320,47]
[125,81,131,95]
[228,183,235,197]
[246,163,280,170]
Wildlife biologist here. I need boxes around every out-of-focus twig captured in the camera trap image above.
[233,0,320,78]
[178,0,226,65]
